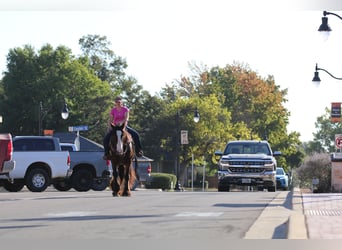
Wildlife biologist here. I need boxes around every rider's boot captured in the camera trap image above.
[136,147,143,157]
[103,150,110,160]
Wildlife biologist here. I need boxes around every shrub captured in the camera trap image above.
[145,173,177,190]
[295,153,331,192]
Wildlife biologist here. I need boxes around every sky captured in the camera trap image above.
[1,0,342,142]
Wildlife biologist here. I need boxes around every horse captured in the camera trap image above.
[107,123,136,197]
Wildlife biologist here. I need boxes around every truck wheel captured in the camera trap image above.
[72,169,93,192]
[53,180,72,191]
[3,180,25,192]
[26,168,50,192]
[218,185,230,192]
[91,178,109,191]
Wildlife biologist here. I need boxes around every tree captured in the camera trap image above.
[311,108,342,153]
[158,61,301,172]
[1,44,111,141]
[79,34,127,84]
[78,35,154,137]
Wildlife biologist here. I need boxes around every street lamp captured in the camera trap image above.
[318,11,342,40]
[312,63,342,87]
[175,107,200,191]
[38,100,69,136]
[61,102,69,120]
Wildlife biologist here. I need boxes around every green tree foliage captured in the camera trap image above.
[78,35,153,135]
[79,34,127,84]
[0,35,304,177]
[310,107,342,153]
[156,61,302,173]
[1,44,111,140]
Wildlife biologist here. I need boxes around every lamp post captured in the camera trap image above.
[318,11,342,40]
[38,100,69,136]
[312,64,342,123]
[312,63,342,87]
[174,108,200,191]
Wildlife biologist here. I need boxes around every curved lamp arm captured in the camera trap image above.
[313,64,342,86]
[324,11,342,20]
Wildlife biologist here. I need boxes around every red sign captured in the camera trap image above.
[335,134,342,149]
[331,103,341,123]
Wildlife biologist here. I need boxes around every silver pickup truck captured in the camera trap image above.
[58,142,112,192]
[215,140,281,192]
[60,142,153,191]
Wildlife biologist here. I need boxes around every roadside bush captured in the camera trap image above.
[145,173,177,190]
[295,152,331,192]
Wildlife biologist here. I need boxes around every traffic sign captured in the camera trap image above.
[331,103,341,123]
[335,134,342,149]
[181,130,188,144]
[68,125,89,132]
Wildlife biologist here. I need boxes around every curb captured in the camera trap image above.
[287,188,308,239]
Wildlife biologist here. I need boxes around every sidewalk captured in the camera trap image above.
[289,188,342,239]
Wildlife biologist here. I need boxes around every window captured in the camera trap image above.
[13,139,55,151]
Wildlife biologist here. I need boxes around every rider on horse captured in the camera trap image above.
[103,96,143,160]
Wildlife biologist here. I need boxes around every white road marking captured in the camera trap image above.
[46,211,97,217]
[175,212,223,217]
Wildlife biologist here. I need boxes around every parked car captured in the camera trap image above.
[276,167,289,190]
[60,142,153,191]
[58,142,111,192]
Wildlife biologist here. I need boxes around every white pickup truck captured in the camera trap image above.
[0,136,72,192]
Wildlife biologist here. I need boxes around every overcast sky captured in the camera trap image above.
[1,0,342,142]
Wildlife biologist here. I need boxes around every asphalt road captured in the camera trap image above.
[0,187,292,239]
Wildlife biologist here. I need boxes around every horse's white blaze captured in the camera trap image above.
[116,130,123,153]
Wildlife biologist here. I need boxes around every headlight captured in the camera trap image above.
[220,160,230,165]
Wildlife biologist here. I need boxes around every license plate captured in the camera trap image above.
[242,178,251,184]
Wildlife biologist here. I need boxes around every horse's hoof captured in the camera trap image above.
[112,192,118,197]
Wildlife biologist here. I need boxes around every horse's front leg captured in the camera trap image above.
[118,165,129,196]
[111,167,119,197]
[116,165,124,196]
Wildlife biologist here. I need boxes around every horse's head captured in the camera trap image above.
[109,123,130,156]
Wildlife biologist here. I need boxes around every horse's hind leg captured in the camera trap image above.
[118,165,130,196]
[125,165,135,196]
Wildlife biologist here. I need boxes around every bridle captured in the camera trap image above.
[110,125,132,156]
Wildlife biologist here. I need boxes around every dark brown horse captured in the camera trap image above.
[108,123,136,196]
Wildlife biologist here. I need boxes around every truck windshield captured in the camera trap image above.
[224,142,271,155]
